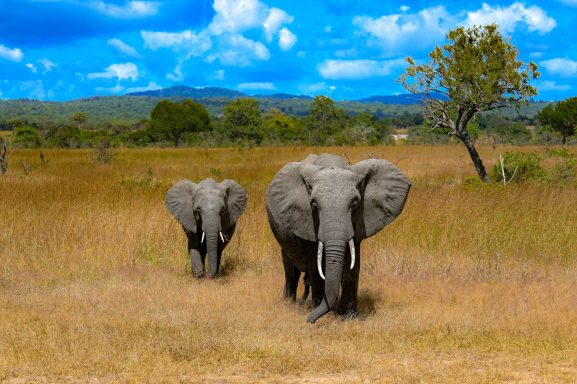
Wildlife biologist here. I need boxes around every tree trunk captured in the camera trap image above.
[459,132,490,182]
[562,134,567,145]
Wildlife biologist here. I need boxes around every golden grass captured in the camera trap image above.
[1,145,577,383]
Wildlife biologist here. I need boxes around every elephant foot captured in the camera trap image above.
[338,305,358,320]
[192,273,205,279]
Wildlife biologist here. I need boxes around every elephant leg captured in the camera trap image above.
[339,243,360,317]
[282,252,300,301]
[307,254,324,307]
[189,249,205,278]
[300,272,310,305]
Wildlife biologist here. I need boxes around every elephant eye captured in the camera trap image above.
[351,199,359,210]
[311,200,319,210]
[195,207,201,214]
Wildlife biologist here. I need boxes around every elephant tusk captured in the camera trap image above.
[219,232,225,243]
[349,239,355,270]
[317,241,325,280]
[201,232,205,243]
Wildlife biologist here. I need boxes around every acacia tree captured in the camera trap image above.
[538,97,577,144]
[399,24,539,182]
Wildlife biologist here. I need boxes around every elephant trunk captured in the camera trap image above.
[204,220,221,278]
[307,239,345,323]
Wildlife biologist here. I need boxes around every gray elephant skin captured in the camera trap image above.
[165,178,247,278]
[266,153,411,323]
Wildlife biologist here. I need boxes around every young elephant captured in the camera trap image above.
[165,178,247,278]
[266,154,410,323]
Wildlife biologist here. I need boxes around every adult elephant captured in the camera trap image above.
[266,154,410,323]
[166,178,247,278]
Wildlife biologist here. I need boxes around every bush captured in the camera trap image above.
[491,151,545,183]
[13,126,41,148]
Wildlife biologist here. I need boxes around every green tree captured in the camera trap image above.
[538,98,577,145]
[46,125,81,148]
[149,99,210,147]
[71,112,87,129]
[222,98,263,144]
[307,96,348,144]
[263,108,305,144]
[13,126,41,148]
[399,24,539,182]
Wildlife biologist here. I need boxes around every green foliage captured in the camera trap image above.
[491,152,545,183]
[262,109,305,144]
[306,96,348,144]
[71,112,87,128]
[149,99,210,147]
[538,98,577,144]
[221,98,263,144]
[45,125,81,148]
[13,126,41,148]
[408,124,451,144]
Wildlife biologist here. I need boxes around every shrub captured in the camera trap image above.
[491,151,545,183]
[13,126,41,148]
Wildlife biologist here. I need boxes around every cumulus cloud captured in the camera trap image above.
[87,62,139,81]
[209,0,266,35]
[464,2,556,34]
[298,82,336,95]
[354,3,555,54]
[19,80,53,99]
[279,28,297,51]
[264,8,293,41]
[353,6,453,52]
[90,1,159,18]
[538,80,571,91]
[318,59,406,80]
[108,38,141,58]
[207,34,270,66]
[541,58,577,77]
[0,43,23,62]
[26,63,38,73]
[238,82,276,91]
[125,82,162,93]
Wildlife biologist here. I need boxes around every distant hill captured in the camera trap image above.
[0,85,548,127]
[127,85,245,98]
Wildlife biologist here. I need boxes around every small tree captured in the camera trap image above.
[399,24,539,182]
[307,96,348,144]
[149,99,210,147]
[538,98,577,145]
[13,126,41,148]
[71,112,87,129]
[222,98,263,144]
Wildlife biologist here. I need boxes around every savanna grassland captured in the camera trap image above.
[1,145,577,383]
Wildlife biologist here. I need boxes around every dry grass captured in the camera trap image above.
[1,145,577,383]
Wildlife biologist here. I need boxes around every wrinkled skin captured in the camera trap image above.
[266,154,411,323]
[165,178,247,278]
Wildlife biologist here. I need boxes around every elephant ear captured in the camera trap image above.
[220,179,248,228]
[352,159,411,240]
[266,162,317,242]
[165,179,198,233]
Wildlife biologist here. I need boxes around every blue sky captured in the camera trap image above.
[0,0,576,101]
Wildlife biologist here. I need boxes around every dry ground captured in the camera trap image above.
[1,145,577,383]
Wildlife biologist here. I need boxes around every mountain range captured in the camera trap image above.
[0,85,545,127]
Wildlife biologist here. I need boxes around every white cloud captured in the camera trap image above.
[238,82,276,91]
[141,30,212,57]
[541,58,577,77]
[353,6,453,52]
[26,63,38,73]
[0,44,23,62]
[108,38,141,58]
[279,28,297,51]
[209,0,266,35]
[166,62,184,81]
[400,5,410,12]
[465,2,556,34]
[90,1,159,17]
[207,34,270,66]
[87,62,139,81]
[318,59,406,80]
[38,58,56,73]
[213,69,225,80]
[538,80,570,91]
[354,3,556,54]
[298,82,336,95]
[125,82,161,93]
[19,80,53,99]
[264,8,293,41]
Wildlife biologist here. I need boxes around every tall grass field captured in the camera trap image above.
[1,145,577,382]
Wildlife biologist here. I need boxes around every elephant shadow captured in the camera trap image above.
[338,292,378,321]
